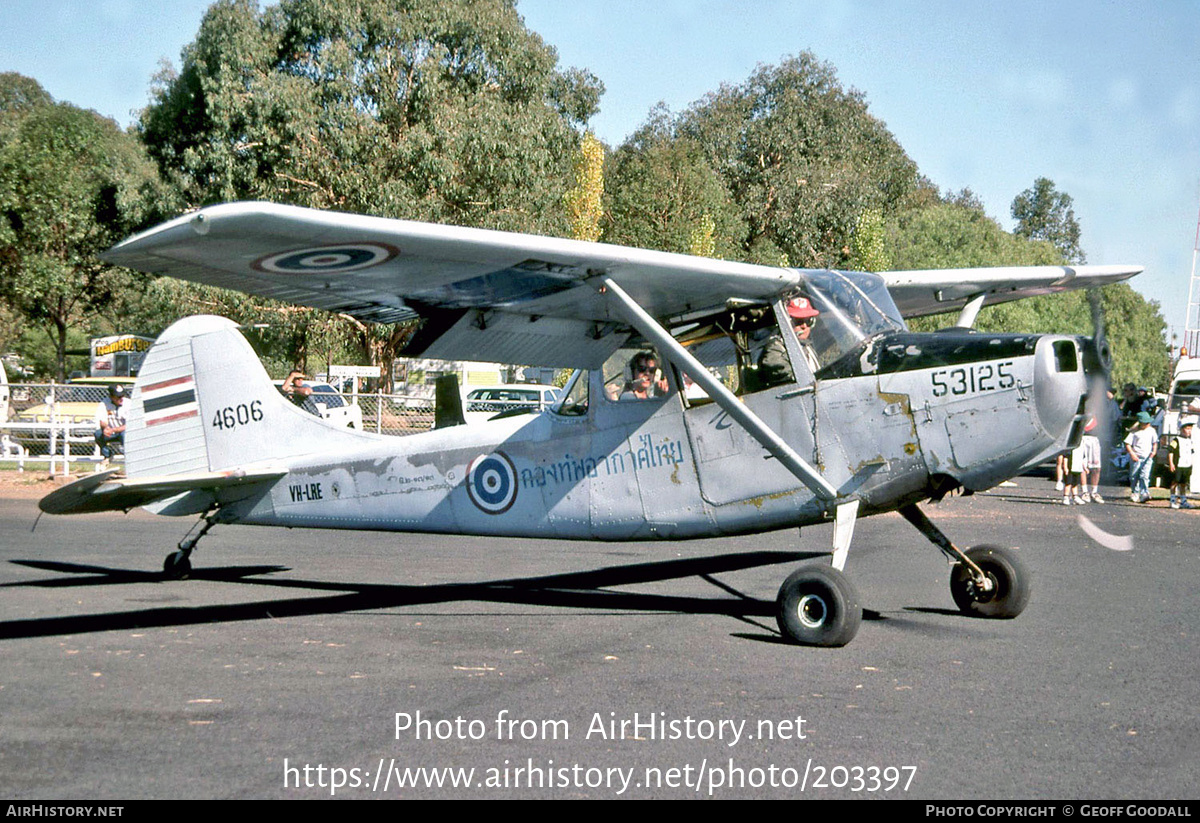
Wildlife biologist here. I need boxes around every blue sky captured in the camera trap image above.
[3,0,1198,347]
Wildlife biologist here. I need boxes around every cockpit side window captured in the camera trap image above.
[668,303,782,401]
[552,369,589,417]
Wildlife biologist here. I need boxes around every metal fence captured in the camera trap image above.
[0,383,539,474]
[0,383,116,474]
[349,391,436,435]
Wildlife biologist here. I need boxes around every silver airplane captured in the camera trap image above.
[40,202,1142,646]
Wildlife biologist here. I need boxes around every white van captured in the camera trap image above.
[1163,358,1200,432]
[1162,357,1200,493]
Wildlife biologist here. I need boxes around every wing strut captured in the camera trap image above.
[955,293,987,329]
[599,276,837,502]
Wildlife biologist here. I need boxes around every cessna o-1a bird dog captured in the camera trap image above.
[40,203,1142,646]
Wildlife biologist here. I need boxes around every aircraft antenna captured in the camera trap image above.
[1187,195,1200,357]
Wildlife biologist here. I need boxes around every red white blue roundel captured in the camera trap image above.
[466,451,518,515]
[252,243,399,274]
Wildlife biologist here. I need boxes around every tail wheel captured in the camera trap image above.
[776,566,862,647]
[163,550,192,580]
[949,545,1030,619]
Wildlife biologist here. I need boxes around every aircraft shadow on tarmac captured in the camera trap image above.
[0,550,877,641]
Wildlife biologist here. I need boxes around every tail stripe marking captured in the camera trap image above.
[144,390,196,413]
[141,376,194,392]
[142,376,199,427]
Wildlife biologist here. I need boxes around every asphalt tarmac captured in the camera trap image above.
[1,476,1196,800]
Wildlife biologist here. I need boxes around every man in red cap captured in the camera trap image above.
[758,295,821,387]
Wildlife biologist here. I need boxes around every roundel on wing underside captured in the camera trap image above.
[252,243,400,274]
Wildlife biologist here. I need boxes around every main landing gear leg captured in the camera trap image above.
[775,501,863,647]
[163,512,218,580]
[898,503,1031,619]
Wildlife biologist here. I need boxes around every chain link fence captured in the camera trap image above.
[0,382,454,473]
[350,392,436,435]
[0,383,115,473]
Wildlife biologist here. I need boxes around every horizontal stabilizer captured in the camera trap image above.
[39,467,286,515]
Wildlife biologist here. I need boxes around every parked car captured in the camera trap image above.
[273,380,364,429]
[10,377,135,454]
[462,384,562,425]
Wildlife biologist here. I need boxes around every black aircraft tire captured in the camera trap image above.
[949,545,1030,619]
[163,551,192,580]
[776,566,862,647]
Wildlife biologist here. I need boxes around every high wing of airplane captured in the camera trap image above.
[880,264,1143,327]
[39,202,1144,647]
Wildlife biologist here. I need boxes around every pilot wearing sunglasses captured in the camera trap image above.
[758,296,821,387]
[620,352,669,400]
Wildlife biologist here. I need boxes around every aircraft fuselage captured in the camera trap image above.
[215,331,1089,541]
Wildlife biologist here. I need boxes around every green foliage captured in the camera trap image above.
[893,191,1167,389]
[1098,283,1169,390]
[564,132,604,241]
[0,36,1168,393]
[0,81,164,380]
[970,285,1167,390]
[604,114,744,258]
[105,275,368,377]
[0,73,53,122]
[1012,177,1085,263]
[849,207,889,272]
[889,198,1063,271]
[140,0,602,233]
[0,301,25,361]
[137,0,603,379]
[13,325,91,380]
[673,54,919,268]
[895,193,1067,335]
[688,213,716,258]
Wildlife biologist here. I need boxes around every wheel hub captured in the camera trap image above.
[796,593,828,628]
[965,571,998,602]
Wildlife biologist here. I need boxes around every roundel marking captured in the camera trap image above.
[466,451,518,515]
[252,243,399,274]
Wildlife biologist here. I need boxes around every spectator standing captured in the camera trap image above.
[1168,419,1195,510]
[1124,411,1158,504]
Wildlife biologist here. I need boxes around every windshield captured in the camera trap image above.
[308,384,346,407]
[1169,379,1200,411]
[799,270,907,367]
[803,269,906,340]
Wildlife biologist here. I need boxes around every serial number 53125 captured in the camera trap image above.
[930,361,1015,397]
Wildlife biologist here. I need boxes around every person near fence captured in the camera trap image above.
[94,383,127,467]
[281,370,313,407]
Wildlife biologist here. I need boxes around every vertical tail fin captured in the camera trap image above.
[127,315,370,478]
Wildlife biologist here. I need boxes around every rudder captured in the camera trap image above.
[128,315,368,477]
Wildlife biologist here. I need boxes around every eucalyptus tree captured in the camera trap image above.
[0,76,161,379]
[138,0,603,379]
